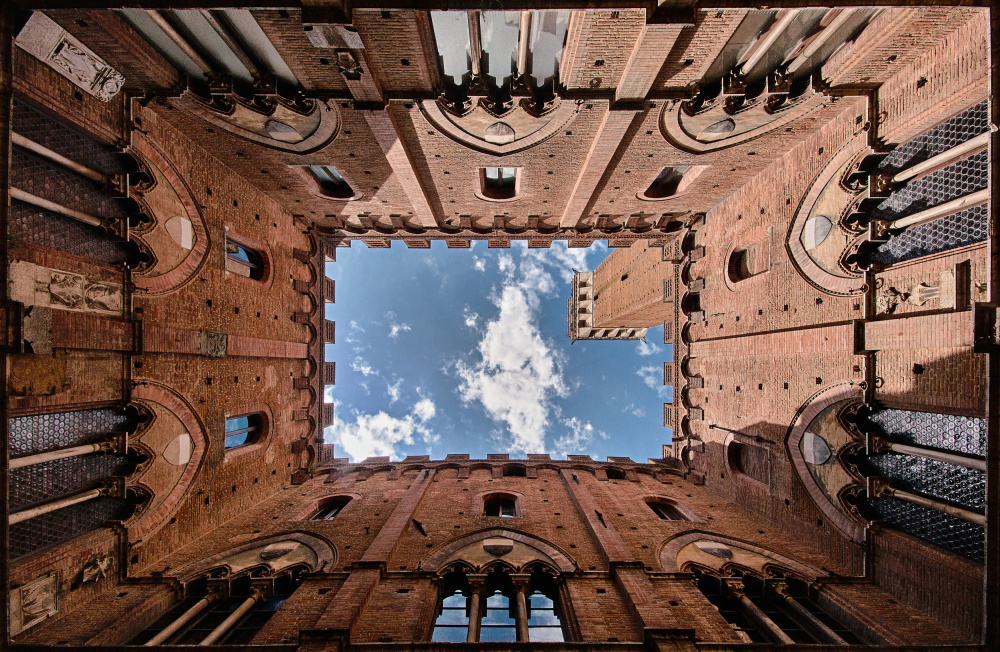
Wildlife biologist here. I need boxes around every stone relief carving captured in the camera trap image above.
[8,573,58,636]
[9,261,123,316]
[876,270,956,314]
[199,331,228,358]
[15,12,124,102]
[80,556,113,584]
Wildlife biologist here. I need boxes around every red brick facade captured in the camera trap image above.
[1,3,995,651]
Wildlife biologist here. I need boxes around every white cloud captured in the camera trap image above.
[388,322,412,339]
[325,398,438,462]
[637,365,672,400]
[386,378,402,404]
[636,339,661,356]
[473,257,486,272]
[351,357,378,377]
[497,253,515,274]
[553,417,606,457]
[349,320,366,332]
[624,400,645,418]
[455,285,567,454]
[463,305,480,330]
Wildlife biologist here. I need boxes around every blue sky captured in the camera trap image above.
[323,241,673,463]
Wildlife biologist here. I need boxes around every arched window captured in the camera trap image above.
[224,414,265,449]
[483,494,518,517]
[480,167,519,200]
[646,498,688,521]
[132,568,305,645]
[311,496,351,520]
[432,566,564,643]
[642,165,706,199]
[225,235,266,280]
[307,165,356,199]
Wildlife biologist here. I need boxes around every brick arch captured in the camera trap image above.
[785,137,868,296]
[786,383,866,541]
[127,380,208,542]
[129,135,211,297]
[659,531,824,580]
[423,528,576,573]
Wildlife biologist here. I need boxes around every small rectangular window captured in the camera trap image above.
[481,167,519,200]
[308,165,355,199]
[225,236,265,280]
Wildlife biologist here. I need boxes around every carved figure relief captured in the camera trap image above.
[15,12,124,102]
[8,573,58,636]
[8,261,123,316]
[80,556,112,583]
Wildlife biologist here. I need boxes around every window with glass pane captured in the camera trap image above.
[483,495,517,517]
[480,592,517,642]
[225,414,263,449]
[481,167,518,200]
[308,165,355,199]
[432,592,470,642]
[225,236,265,280]
[527,591,564,642]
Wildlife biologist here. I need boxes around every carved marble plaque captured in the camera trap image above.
[9,261,123,316]
[16,12,124,102]
[8,573,58,636]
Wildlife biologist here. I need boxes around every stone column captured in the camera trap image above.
[867,433,986,471]
[868,476,985,525]
[510,574,532,643]
[197,588,264,646]
[770,582,847,645]
[11,437,119,469]
[724,580,794,645]
[8,479,121,524]
[144,591,220,646]
[465,574,488,643]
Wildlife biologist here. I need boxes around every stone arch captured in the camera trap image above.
[423,528,576,574]
[786,383,866,541]
[660,532,824,581]
[127,381,209,542]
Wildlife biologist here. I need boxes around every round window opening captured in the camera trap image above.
[801,215,833,251]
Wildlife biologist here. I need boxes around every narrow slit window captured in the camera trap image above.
[481,167,518,200]
[308,165,355,199]
[225,414,264,449]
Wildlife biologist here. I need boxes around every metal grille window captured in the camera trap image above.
[132,571,303,646]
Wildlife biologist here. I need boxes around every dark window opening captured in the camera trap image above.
[308,165,355,199]
[483,495,517,517]
[644,166,704,199]
[605,467,626,480]
[481,167,518,200]
[646,499,687,520]
[503,465,526,477]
